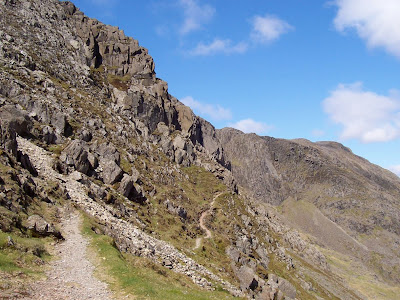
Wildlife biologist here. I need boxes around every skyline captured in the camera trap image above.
[70,0,400,175]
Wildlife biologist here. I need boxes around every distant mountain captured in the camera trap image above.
[218,127,400,285]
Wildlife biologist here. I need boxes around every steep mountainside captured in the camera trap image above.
[217,128,400,289]
[0,0,399,299]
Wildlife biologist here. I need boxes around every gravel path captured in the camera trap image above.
[194,192,223,250]
[16,137,242,297]
[25,209,113,300]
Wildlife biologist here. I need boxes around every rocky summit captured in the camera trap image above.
[0,0,399,299]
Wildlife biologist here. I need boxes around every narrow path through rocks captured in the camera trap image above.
[17,137,243,297]
[25,207,113,300]
[194,192,223,250]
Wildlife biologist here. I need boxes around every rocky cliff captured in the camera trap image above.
[0,0,399,299]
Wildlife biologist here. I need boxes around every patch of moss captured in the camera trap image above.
[107,74,131,91]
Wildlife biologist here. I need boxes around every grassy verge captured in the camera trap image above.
[0,231,50,273]
[0,231,51,296]
[81,213,239,300]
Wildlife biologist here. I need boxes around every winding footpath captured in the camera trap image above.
[194,192,223,250]
[26,208,113,300]
[16,137,243,297]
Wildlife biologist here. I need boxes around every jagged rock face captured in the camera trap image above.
[63,0,155,77]
[0,0,226,162]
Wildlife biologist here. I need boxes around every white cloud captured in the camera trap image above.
[312,129,325,137]
[323,82,400,143]
[251,14,293,43]
[333,0,400,58]
[181,96,232,121]
[189,39,248,56]
[388,165,400,176]
[229,119,272,134]
[179,0,215,35]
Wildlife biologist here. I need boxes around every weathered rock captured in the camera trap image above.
[164,199,187,220]
[87,183,107,200]
[17,151,38,176]
[18,174,36,197]
[237,265,258,291]
[174,149,186,164]
[26,215,63,239]
[80,129,92,142]
[156,122,170,136]
[175,104,194,134]
[226,246,240,263]
[254,246,268,266]
[51,111,72,137]
[60,140,91,175]
[101,159,123,185]
[42,125,58,144]
[7,236,14,246]
[0,105,32,137]
[173,135,186,151]
[118,174,134,198]
[87,152,98,170]
[132,183,146,202]
[255,286,273,300]
[277,277,296,299]
[97,142,120,164]
[0,105,32,156]
[131,166,139,183]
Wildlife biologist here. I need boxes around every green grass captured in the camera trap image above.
[47,144,64,156]
[321,247,400,300]
[0,230,50,274]
[107,73,132,91]
[81,213,239,300]
[120,155,132,175]
[182,166,227,205]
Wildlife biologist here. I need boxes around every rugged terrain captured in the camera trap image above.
[217,129,400,284]
[0,0,399,299]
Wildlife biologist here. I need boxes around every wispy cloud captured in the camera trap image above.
[179,0,215,35]
[251,14,293,43]
[312,129,325,137]
[323,82,400,143]
[229,119,272,134]
[181,96,232,121]
[189,39,248,56]
[388,165,400,177]
[333,0,400,58]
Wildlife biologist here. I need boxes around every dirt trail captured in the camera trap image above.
[194,192,223,250]
[16,137,242,297]
[26,208,113,300]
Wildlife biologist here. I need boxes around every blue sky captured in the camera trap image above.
[70,0,400,175]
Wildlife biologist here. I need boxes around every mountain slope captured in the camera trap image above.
[0,0,399,299]
[217,127,400,290]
